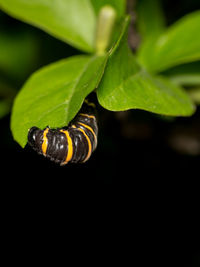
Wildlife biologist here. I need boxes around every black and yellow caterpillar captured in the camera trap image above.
[28,100,98,165]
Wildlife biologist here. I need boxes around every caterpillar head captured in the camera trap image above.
[28,126,44,152]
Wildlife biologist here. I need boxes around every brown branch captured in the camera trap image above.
[126,0,140,51]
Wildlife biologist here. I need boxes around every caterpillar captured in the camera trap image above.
[27,100,98,165]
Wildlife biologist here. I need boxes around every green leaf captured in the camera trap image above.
[136,0,165,40]
[188,88,200,105]
[163,62,200,86]
[0,30,38,80]
[97,17,195,116]
[138,10,200,72]
[170,74,200,87]
[0,79,16,118]
[11,54,107,148]
[91,0,126,18]
[136,0,166,68]
[0,0,96,53]
[0,100,11,118]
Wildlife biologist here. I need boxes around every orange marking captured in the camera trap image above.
[78,122,97,147]
[42,128,49,156]
[79,128,92,162]
[60,130,73,164]
[73,125,92,162]
[84,99,96,108]
[79,113,95,119]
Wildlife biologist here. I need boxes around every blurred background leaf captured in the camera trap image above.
[0,79,16,118]
[0,30,38,80]
[137,10,200,72]
[163,61,200,87]
[0,0,97,53]
[0,13,39,119]
[188,87,200,104]
[91,0,126,18]
[135,0,166,71]
[0,99,10,118]
[136,0,166,41]
[163,61,200,106]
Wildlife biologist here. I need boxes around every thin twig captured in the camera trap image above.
[126,0,140,51]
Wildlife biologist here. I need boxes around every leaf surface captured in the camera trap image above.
[136,0,165,40]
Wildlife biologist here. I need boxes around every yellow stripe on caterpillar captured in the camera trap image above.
[78,122,97,147]
[72,124,92,162]
[60,130,73,164]
[42,128,49,156]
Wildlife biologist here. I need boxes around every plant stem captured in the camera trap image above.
[126,0,140,51]
[95,5,116,55]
